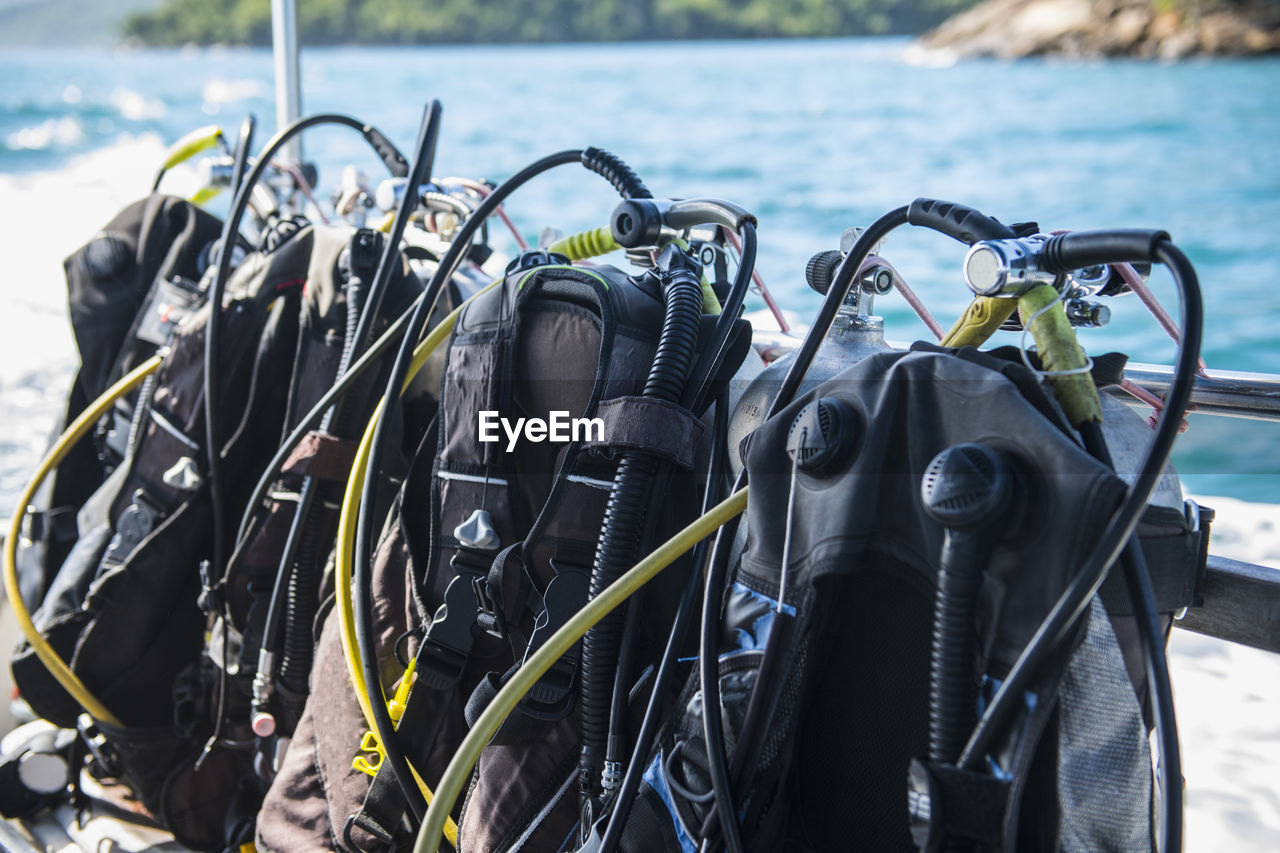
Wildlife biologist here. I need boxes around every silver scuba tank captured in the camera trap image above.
[728,235,894,475]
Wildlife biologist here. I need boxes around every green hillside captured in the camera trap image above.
[0,0,162,45]
[122,0,979,46]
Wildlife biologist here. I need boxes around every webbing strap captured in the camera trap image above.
[345,643,459,852]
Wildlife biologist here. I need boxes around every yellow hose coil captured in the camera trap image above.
[2,354,164,727]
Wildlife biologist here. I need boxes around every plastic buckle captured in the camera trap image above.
[472,574,506,641]
[416,573,482,691]
[504,248,571,278]
[524,567,590,666]
[352,730,383,778]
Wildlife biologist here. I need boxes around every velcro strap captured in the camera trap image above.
[1100,503,1209,615]
[583,396,704,470]
[908,758,1009,851]
[346,643,459,850]
[280,432,357,482]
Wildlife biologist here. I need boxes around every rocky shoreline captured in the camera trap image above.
[916,0,1280,59]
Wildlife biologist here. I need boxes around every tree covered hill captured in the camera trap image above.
[123,0,979,45]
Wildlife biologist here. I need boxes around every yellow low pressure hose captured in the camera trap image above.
[159,125,225,174]
[546,225,618,261]
[2,354,164,727]
[940,286,1101,427]
[939,295,1018,348]
[547,228,722,315]
[1017,284,1102,426]
[336,278,503,846]
[412,487,750,853]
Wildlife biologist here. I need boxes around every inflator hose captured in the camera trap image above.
[3,355,164,727]
[271,268,365,705]
[578,249,705,811]
[351,149,652,828]
[929,560,984,768]
[412,489,750,853]
[264,103,443,722]
[581,147,653,200]
[957,240,1201,853]
[596,389,731,853]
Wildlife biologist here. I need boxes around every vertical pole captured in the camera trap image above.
[271,0,302,163]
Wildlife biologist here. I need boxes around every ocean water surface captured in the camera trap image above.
[1,39,1278,502]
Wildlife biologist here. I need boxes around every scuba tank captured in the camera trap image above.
[727,227,893,475]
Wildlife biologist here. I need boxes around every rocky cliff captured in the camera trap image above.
[917,0,1280,58]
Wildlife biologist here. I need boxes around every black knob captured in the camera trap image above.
[920,444,1014,529]
[804,250,844,296]
[610,198,664,248]
[786,397,856,474]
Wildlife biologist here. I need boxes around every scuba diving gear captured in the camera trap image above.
[250,102,444,750]
[412,488,751,853]
[919,444,1018,769]
[5,88,1244,853]
[14,195,224,610]
[6,112,429,842]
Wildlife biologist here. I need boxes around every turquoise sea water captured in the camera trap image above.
[2,39,1279,500]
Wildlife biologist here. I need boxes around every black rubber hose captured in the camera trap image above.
[273,264,365,703]
[686,223,757,414]
[1078,420,1183,853]
[604,591,642,790]
[202,113,255,616]
[580,254,704,807]
[906,198,1016,244]
[581,147,653,200]
[195,113,255,762]
[352,148,587,822]
[696,512,746,853]
[957,241,1200,853]
[1041,229,1169,273]
[203,111,408,586]
[264,103,443,711]
[598,388,730,853]
[929,558,983,766]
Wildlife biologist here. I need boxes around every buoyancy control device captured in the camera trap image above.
[7,209,425,849]
[257,159,761,850]
[3,101,1222,853]
[603,201,1210,853]
[14,195,225,610]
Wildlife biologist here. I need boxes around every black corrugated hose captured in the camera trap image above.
[578,246,705,824]
[350,147,657,826]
